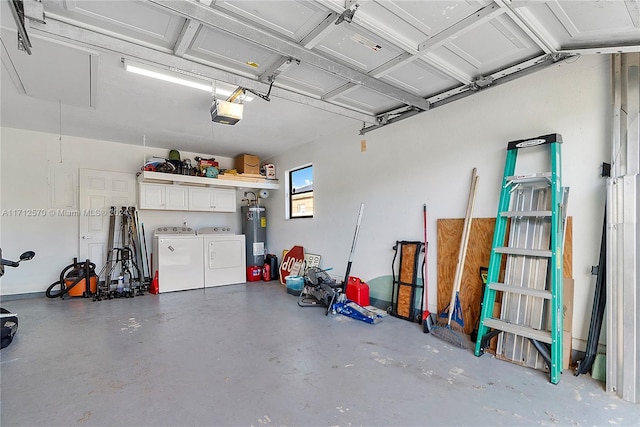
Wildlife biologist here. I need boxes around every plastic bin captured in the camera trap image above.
[285,275,304,296]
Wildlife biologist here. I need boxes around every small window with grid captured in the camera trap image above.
[289,165,313,218]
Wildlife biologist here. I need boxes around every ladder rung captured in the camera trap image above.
[494,247,552,257]
[500,210,552,218]
[482,318,552,344]
[505,172,551,184]
[487,282,552,299]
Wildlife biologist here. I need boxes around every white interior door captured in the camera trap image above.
[79,169,136,274]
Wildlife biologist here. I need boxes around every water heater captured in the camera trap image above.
[241,205,266,267]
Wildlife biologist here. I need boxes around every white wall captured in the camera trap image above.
[0,129,243,295]
[263,55,611,350]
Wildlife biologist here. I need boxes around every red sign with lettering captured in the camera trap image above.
[279,245,304,285]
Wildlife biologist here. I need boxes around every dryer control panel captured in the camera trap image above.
[198,226,233,235]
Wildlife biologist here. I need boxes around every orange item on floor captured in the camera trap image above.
[65,276,97,297]
[149,271,159,294]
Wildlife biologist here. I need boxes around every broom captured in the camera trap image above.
[422,204,434,333]
[432,168,479,348]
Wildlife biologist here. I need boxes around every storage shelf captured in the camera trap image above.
[137,171,280,190]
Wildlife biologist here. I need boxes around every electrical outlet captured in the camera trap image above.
[361,139,366,152]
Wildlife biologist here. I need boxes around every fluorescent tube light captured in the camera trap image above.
[124,60,252,101]
[125,63,212,91]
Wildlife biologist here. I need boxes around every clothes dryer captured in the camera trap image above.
[198,227,246,287]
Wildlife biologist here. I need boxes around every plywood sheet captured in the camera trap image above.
[436,217,573,336]
[397,285,413,318]
[394,242,421,319]
[400,244,418,283]
[437,218,494,335]
[564,216,573,278]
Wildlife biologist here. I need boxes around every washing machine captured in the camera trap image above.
[198,227,246,287]
[152,226,204,293]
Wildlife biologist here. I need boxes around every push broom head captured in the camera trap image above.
[431,323,466,349]
[431,299,466,348]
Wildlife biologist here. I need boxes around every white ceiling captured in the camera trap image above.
[1,0,639,158]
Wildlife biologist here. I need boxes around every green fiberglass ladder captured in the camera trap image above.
[474,133,565,384]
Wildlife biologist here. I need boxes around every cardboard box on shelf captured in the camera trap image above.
[235,154,260,174]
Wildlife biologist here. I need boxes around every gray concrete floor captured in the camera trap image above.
[1,282,638,427]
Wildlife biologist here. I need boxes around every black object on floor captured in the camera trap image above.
[1,307,18,349]
[389,240,424,323]
[470,266,488,343]
[575,210,606,376]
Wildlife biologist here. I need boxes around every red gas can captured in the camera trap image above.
[346,276,370,306]
[246,266,262,282]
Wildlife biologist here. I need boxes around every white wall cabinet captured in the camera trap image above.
[213,188,236,212]
[188,187,214,211]
[139,183,236,212]
[139,183,189,210]
[166,186,189,210]
[188,187,236,212]
[139,183,165,210]
[137,171,277,212]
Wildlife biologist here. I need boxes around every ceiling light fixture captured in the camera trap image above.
[123,59,252,101]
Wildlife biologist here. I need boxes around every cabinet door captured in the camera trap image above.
[139,183,165,209]
[165,186,189,211]
[213,188,237,212]
[189,187,215,211]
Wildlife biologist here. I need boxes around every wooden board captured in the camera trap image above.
[395,242,421,319]
[400,244,418,283]
[564,216,573,278]
[436,217,573,336]
[397,285,413,318]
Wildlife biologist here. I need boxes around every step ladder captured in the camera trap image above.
[474,133,565,384]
